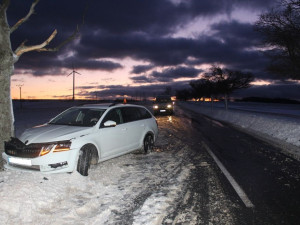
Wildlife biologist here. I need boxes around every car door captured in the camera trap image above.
[95,108,128,158]
[121,107,145,150]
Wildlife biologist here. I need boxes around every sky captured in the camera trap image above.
[6,0,300,100]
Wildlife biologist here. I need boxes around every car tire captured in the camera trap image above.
[143,134,154,154]
[77,145,93,176]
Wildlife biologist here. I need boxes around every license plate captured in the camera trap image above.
[160,110,166,112]
[9,157,32,166]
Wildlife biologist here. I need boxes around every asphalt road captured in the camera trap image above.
[173,104,300,225]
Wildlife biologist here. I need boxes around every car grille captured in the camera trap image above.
[5,138,42,158]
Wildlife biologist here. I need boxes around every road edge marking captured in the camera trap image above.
[202,141,255,208]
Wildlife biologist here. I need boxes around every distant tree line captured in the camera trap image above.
[176,66,254,109]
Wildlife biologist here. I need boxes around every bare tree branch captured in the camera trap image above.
[10,0,39,34]
[13,1,88,60]
[37,26,80,52]
[35,3,88,52]
[15,29,57,57]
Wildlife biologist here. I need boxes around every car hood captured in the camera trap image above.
[20,124,93,144]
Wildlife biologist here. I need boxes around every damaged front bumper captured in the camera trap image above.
[2,137,78,173]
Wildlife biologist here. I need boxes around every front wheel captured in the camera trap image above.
[77,145,92,176]
[143,134,154,154]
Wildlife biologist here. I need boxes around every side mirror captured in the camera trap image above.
[104,120,117,127]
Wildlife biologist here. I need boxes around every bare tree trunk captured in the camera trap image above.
[0,10,14,156]
[0,0,82,162]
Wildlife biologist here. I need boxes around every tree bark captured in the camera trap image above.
[0,8,14,154]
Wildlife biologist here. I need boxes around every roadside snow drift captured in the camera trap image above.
[179,102,300,159]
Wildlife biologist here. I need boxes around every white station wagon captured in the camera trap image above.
[3,103,158,176]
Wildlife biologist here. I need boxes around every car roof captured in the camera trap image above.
[75,103,144,109]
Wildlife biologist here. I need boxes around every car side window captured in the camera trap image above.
[100,108,123,128]
[121,107,142,123]
[138,107,152,119]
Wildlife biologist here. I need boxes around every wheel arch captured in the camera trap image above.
[140,131,155,147]
[78,143,100,165]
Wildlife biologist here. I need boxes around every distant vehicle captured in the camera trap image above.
[2,104,158,176]
[153,95,174,115]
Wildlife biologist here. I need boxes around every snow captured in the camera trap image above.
[179,101,300,159]
[0,100,299,224]
[0,151,192,224]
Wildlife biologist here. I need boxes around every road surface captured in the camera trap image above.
[157,104,300,225]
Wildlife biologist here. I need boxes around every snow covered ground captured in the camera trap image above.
[178,101,300,160]
[1,103,201,225]
[0,116,194,225]
[0,100,299,224]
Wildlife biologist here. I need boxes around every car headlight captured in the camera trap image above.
[153,105,159,109]
[40,141,71,156]
[167,104,172,108]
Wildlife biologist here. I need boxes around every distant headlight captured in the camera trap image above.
[153,105,159,109]
[40,141,71,156]
[167,104,172,108]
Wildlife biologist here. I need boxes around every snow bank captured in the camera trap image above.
[179,102,300,159]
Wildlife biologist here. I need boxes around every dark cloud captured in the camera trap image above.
[130,66,202,83]
[210,20,262,47]
[9,0,273,73]
[77,81,190,99]
[83,0,273,36]
[14,52,122,76]
[63,58,123,71]
[150,66,202,82]
[77,22,270,76]
[6,0,299,100]
[131,65,154,74]
[130,75,153,84]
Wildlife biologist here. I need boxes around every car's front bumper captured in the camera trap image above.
[153,108,173,114]
[2,149,78,174]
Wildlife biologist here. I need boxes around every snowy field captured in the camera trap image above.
[179,101,300,160]
[0,100,299,224]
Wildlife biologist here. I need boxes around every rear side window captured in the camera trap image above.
[121,107,142,123]
[138,107,152,119]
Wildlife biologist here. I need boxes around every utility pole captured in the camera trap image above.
[16,84,24,109]
[68,65,81,101]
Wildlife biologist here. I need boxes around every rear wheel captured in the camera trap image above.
[77,145,93,176]
[143,134,154,154]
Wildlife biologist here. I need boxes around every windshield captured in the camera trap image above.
[49,108,106,127]
[156,96,172,103]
